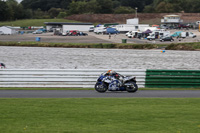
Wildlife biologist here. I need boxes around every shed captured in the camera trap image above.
[161,14,183,27]
[44,22,94,32]
[0,26,17,35]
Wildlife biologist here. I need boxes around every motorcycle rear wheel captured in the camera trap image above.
[126,82,138,93]
[95,83,108,93]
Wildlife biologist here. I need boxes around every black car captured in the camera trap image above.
[160,36,174,42]
[78,32,88,36]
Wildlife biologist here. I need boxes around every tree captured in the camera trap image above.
[183,0,200,13]
[143,5,155,13]
[96,0,113,13]
[23,9,33,19]
[114,6,135,14]
[68,0,87,14]
[6,0,26,20]
[155,1,174,13]
[48,8,63,18]
[57,12,67,18]
[21,0,72,11]
[86,0,100,13]
[0,1,10,21]
[33,8,45,19]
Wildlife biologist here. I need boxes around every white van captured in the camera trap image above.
[94,26,106,34]
[147,31,170,40]
[127,31,138,38]
[181,32,196,38]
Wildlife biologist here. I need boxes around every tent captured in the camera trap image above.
[0,26,17,35]
[143,29,152,34]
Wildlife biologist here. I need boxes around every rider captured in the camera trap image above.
[105,70,123,90]
[105,70,121,79]
[0,63,6,69]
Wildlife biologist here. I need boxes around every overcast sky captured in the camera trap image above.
[16,0,22,3]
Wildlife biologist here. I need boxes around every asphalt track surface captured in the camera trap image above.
[0,90,200,98]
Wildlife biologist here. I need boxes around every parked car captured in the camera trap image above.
[67,30,79,36]
[178,24,189,29]
[37,28,47,32]
[103,28,119,34]
[78,32,88,36]
[33,30,43,34]
[89,26,94,32]
[160,36,174,42]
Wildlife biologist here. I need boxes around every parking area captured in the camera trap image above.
[0,29,200,44]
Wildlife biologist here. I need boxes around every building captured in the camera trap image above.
[161,14,183,27]
[126,18,139,25]
[44,22,94,33]
[114,24,150,33]
[0,26,17,35]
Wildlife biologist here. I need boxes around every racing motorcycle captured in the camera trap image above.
[95,71,138,93]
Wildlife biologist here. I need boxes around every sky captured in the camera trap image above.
[16,0,22,3]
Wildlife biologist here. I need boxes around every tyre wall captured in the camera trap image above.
[145,69,200,88]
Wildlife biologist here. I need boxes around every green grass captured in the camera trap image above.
[0,87,93,90]
[0,87,200,90]
[0,19,80,27]
[0,98,200,133]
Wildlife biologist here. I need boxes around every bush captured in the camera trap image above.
[166,43,195,50]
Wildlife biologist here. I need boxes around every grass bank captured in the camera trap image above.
[0,19,80,27]
[0,41,161,49]
[0,41,200,50]
[0,98,200,133]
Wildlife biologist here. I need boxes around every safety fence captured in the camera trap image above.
[0,69,146,88]
[145,69,200,88]
[1,69,199,88]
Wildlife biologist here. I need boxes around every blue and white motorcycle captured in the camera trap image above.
[95,71,138,93]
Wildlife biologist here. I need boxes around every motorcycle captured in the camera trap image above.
[95,71,138,93]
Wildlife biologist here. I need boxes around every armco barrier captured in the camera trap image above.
[145,69,200,88]
[0,69,146,88]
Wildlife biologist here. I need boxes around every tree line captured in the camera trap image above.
[1,0,200,21]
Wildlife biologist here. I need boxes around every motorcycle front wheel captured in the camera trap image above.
[126,81,138,93]
[95,83,108,93]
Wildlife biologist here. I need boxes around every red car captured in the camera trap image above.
[178,24,189,29]
[68,30,79,36]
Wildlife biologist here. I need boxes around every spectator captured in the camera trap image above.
[109,34,111,39]
[0,63,6,69]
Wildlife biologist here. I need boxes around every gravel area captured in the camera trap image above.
[0,46,199,70]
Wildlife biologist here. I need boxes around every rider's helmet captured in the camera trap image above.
[107,70,112,73]
[106,70,113,76]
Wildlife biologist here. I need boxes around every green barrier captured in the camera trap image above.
[145,69,200,88]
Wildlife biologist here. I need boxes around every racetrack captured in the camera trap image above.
[0,90,200,98]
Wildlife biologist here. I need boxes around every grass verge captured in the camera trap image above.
[0,87,93,90]
[0,87,200,90]
[0,41,200,50]
[0,98,200,133]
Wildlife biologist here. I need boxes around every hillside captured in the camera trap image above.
[66,13,200,24]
